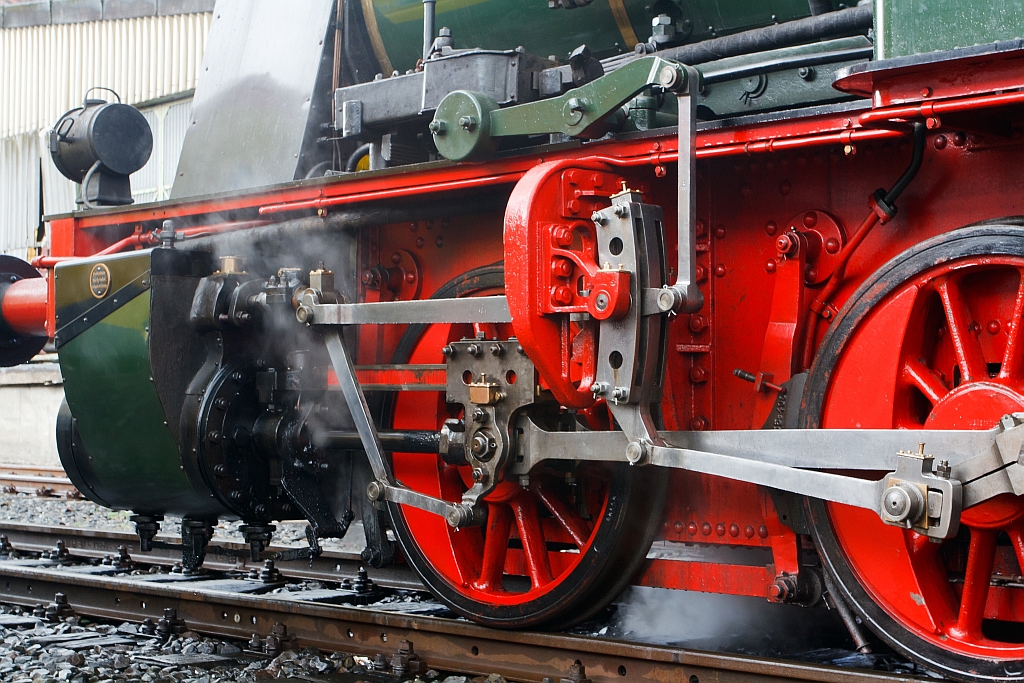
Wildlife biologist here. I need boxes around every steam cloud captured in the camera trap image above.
[611,586,851,656]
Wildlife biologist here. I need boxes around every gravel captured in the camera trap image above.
[0,493,365,554]
[0,606,507,683]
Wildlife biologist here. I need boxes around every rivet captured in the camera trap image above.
[714,264,726,277]
[765,220,777,236]
[745,526,755,538]
[701,522,712,535]
[758,525,769,539]
[715,523,726,536]
[687,522,697,535]
[729,524,739,537]
[673,521,684,533]
[988,320,1001,335]
[714,225,726,239]
[765,260,776,274]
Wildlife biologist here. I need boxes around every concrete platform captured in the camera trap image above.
[0,359,63,467]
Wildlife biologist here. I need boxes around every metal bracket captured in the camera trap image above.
[443,339,536,509]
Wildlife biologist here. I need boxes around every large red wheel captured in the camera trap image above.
[803,225,1024,681]
[383,268,666,629]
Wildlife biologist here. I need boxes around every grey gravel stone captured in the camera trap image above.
[0,492,364,553]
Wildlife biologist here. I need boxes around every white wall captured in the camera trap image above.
[0,363,63,467]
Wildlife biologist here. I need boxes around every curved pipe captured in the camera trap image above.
[346,143,373,172]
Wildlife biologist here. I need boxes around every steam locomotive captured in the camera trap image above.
[4,0,1024,678]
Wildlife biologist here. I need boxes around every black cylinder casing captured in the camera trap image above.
[50,100,153,182]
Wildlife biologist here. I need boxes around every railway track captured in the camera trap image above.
[0,521,928,683]
[0,465,77,498]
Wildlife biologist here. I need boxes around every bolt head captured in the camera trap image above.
[657,64,686,92]
[625,441,647,464]
[882,485,912,522]
[366,480,385,501]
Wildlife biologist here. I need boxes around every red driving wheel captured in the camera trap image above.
[383,267,666,628]
[804,226,1024,681]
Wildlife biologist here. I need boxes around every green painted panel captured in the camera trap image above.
[56,252,222,517]
[876,0,1024,59]
[368,0,810,74]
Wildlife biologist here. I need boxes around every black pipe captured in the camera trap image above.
[345,143,372,172]
[629,4,872,66]
[884,122,926,205]
[314,429,441,453]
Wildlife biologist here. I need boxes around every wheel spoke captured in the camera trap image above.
[904,530,959,631]
[1000,268,1024,380]
[511,492,553,588]
[472,502,513,592]
[937,277,987,382]
[533,480,592,547]
[1008,522,1024,577]
[901,357,950,405]
[952,528,997,641]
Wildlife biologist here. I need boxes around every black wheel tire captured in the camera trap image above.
[802,225,1024,682]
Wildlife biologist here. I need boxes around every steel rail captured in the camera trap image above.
[0,561,926,683]
[0,466,77,497]
[0,521,422,590]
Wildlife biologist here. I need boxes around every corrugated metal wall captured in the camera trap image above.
[0,132,40,255]
[132,97,192,203]
[0,12,210,138]
[0,12,211,258]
